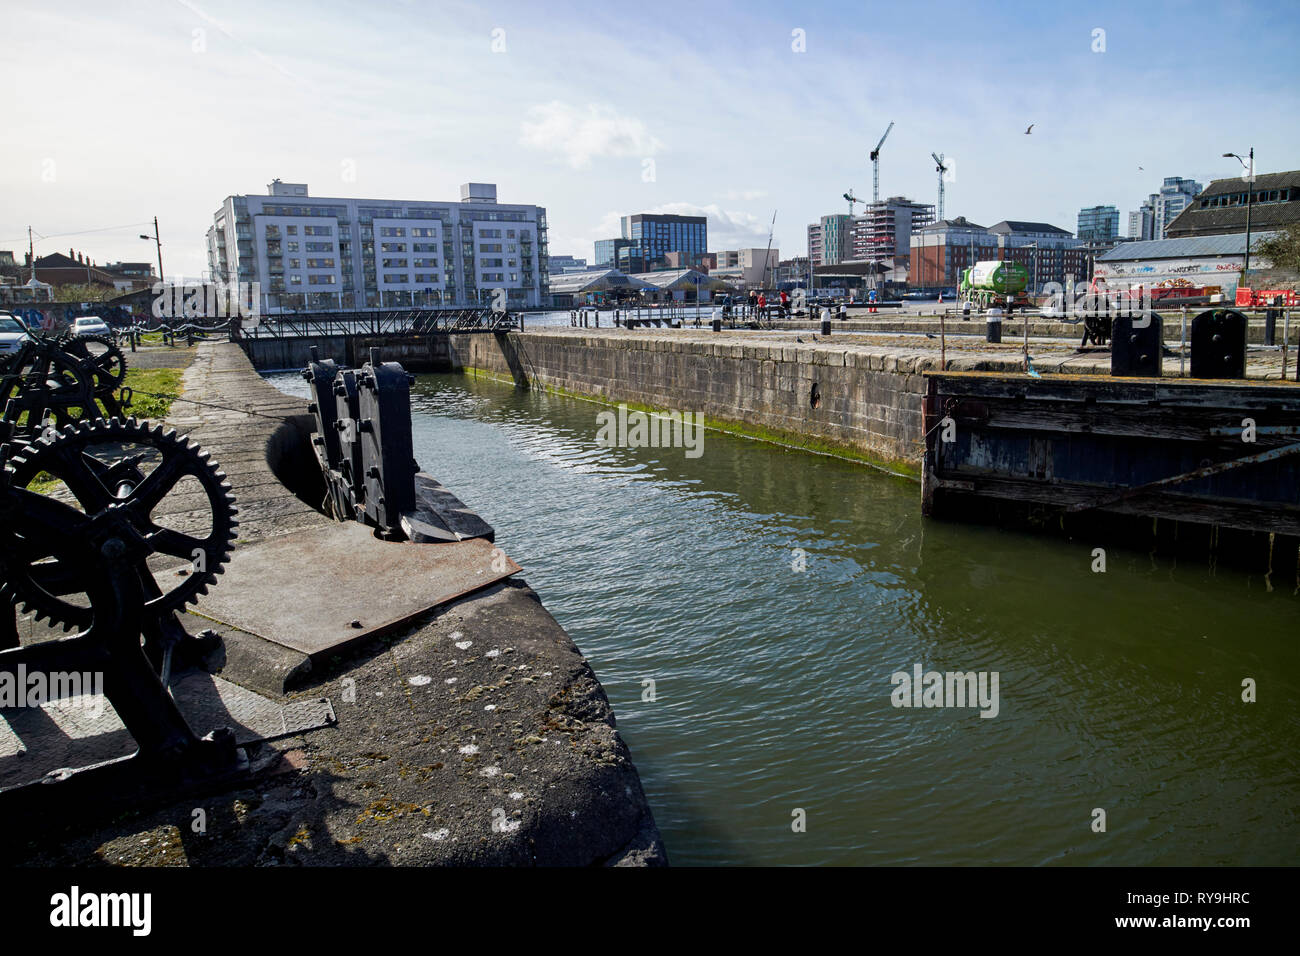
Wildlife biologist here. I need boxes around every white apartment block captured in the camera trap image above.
[711,247,778,287]
[207,180,550,311]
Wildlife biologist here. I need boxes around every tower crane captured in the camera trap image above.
[843,190,864,215]
[932,152,949,221]
[869,122,894,203]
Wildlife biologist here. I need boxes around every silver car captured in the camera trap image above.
[0,313,31,361]
[71,315,112,337]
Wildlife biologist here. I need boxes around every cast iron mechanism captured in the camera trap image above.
[0,332,134,435]
[302,347,494,543]
[356,353,416,536]
[1,418,238,631]
[0,416,243,805]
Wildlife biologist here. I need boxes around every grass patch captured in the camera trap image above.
[123,366,184,420]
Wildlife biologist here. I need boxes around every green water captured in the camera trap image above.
[269,370,1300,866]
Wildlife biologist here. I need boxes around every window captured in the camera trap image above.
[412,243,438,252]
[478,228,502,239]
[383,273,409,283]
[411,227,438,237]
[289,274,302,285]
[287,226,298,235]
[482,258,503,267]
[288,259,300,269]
[306,258,335,269]
[412,258,438,268]
[309,274,336,285]
[382,258,408,268]
[482,272,505,282]
[380,227,406,237]
[381,243,407,253]
[307,241,333,252]
[304,225,332,236]
[414,273,440,283]
[480,243,502,253]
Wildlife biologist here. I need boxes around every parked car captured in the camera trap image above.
[0,312,31,359]
[70,315,112,337]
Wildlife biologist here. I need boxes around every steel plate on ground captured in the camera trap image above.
[0,671,335,789]
[185,522,520,658]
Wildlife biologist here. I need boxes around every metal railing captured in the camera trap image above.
[236,308,521,338]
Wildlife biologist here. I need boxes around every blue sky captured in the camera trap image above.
[3,0,1298,278]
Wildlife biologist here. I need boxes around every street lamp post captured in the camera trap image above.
[139,216,164,283]
[1223,148,1255,279]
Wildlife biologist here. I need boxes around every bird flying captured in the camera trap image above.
[1024,124,1034,134]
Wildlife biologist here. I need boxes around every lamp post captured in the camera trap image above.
[139,216,164,283]
[1223,148,1255,278]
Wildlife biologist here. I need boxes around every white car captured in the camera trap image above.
[70,315,112,337]
[0,313,31,360]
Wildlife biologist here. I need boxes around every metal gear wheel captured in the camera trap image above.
[59,333,129,392]
[0,417,238,631]
[0,339,96,433]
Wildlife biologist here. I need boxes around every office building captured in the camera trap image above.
[1127,177,1204,241]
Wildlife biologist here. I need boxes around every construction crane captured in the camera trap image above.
[869,121,894,203]
[843,190,864,215]
[932,152,949,221]
[760,209,777,289]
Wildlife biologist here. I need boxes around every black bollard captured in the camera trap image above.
[821,318,831,336]
[711,318,722,332]
[986,311,1002,344]
[1265,304,1278,347]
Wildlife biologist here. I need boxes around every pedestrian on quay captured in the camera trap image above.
[757,292,767,316]
[779,289,790,316]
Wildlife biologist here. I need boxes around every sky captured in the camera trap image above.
[3,0,1299,280]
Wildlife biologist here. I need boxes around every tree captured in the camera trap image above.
[1253,222,1300,274]
[53,283,120,303]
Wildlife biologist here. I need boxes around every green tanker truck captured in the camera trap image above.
[959,260,1030,309]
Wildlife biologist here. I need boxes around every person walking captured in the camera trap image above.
[779,289,790,316]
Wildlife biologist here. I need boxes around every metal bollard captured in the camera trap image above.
[986,312,1002,344]
[1265,306,1278,347]
[711,318,722,332]
[821,318,831,336]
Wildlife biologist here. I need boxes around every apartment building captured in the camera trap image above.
[207,180,550,311]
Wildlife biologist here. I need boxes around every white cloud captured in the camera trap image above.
[520,101,664,169]
[647,202,773,249]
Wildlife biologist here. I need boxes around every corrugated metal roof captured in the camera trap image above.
[547,269,656,292]
[1096,232,1278,261]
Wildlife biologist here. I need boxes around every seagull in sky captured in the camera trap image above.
[1024,124,1034,135]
